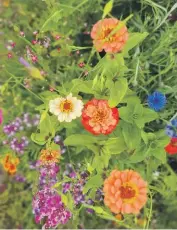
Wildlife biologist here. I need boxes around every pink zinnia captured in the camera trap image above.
[91,18,129,53]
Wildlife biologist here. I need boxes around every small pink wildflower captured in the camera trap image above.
[7,52,12,58]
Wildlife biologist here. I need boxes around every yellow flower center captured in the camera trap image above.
[120,183,138,203]
[60,100,73,113]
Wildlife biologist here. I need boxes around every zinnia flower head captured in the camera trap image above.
[81,99,119,135]
[0,109,3,125]
[39,149,60,165]
[165,138,177,155]
[1,154,20,175]
[147,91,166,111]
[165,119,177,138]
[49,93,84,122]
[91,18,129,53]
[103,169,148,214]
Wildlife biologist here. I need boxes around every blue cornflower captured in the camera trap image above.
[165,119,177,138]
[147,91,166,111]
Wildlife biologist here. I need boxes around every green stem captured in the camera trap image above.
[146,191,153,229]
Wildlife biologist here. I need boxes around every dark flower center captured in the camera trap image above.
[120,185,136,199]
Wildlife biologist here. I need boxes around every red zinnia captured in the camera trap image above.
[81,99,119,135]
[165,138,177,155]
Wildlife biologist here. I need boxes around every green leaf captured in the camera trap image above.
[83,174,103,194]
[143,108,158,123]
[122,32,148,57]
[119,107,133,124]
[71,79,94,94]
[122,89,140,104]
[64,134,97,146]
[108,78,128,107]
[92,148,111,172]
[128,145,149,163]
[31,133,46,145]
[102,0,114,18]
[121,122,141,150]
[164,175,177,191]
[105,137,127,154]
[152,149,166,163]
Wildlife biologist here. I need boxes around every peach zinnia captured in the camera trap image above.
[103,170,148,214]
[91,18,128,53]
[39,149,60,165]
[81,99,119,135]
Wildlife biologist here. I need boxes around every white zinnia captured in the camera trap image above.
[49,93,84,122]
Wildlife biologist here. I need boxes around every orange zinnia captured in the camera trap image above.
[103,170,148,214]
[91,18,128,53]
[39,149,60,165]
[1,154,19,175]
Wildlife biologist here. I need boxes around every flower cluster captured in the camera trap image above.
[1,154,20,175]
[62,164,103,209]
[26,46,38,63]
[33,188,71,228]
[3,113,40,136]
[32,149,71,228]
[2,113,39,154]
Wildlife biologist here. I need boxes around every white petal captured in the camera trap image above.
[49,98,62,116]
[58,113,66,122]
[65,114,73,122]
[66,93,73,100]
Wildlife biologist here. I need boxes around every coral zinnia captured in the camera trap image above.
[103,170,148,214]
[39,149,60,165]
[1,154,20,175]
[91,18,129,53]
[165,138,177,155]
[49,93,84,122]
[81,99,119,135]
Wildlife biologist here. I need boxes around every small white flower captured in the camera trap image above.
[49,93,84,122]
[153,171,160,180]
